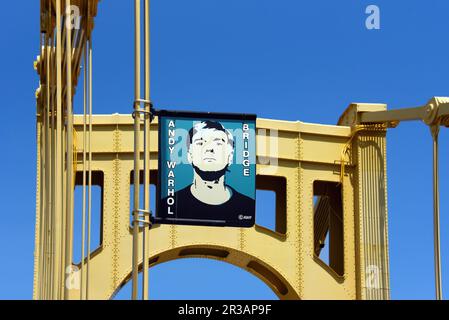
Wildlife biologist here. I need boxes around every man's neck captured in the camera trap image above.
[190,172,231,205]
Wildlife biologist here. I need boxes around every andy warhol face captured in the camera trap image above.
[187,121,234,173]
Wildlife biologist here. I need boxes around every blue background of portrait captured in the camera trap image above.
[159,116,256,199]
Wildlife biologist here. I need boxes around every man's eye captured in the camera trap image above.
[195,142,203,146]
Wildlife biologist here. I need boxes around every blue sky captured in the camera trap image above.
[1,0,449,299]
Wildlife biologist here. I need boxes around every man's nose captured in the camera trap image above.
[204,142,215,153]
[204,146,215,153]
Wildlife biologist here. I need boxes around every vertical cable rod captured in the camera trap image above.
[142,0,151,301]
[431,125,443,300]
[49,22,56,300]
[54,0,63,299]
[132,0,142,301]
[80,30,88,301]
[64,0,74,300]
[42,23,52,300]
[86,36,93,300]
[36,21,45,300]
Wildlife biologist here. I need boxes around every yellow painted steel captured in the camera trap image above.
[33,0,396,300]
[34,110,392,300]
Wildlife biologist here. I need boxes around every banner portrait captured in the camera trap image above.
[156,110,256,227]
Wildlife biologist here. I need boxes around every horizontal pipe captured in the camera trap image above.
[360,105,426,124]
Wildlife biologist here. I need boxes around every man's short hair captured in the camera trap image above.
[186,120,234,150]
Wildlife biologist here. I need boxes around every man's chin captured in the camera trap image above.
[192,164,229,182]
[198,167,225,172]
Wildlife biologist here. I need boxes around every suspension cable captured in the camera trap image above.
[54,0,63,300]
[80,30,87,301]
[132,0,142,301]
[64,0,74,300]
[142,0,151,301]
[86,36,93,300]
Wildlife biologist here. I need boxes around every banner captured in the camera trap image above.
[156,110,256,227]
